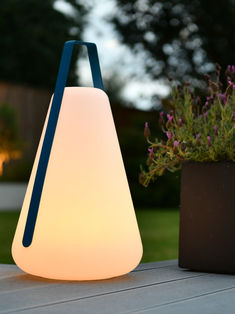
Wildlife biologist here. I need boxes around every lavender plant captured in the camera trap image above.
[140,65,235,187]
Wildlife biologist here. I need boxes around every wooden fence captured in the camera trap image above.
[0,81,51,158]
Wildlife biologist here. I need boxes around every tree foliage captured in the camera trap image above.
[0,0,87,88]
[112,0,235,82]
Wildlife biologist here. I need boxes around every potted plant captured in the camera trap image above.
[140,64,235,274]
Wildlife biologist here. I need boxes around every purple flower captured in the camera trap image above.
[213,125,218,136]
[159,111,165,126]
[227,78,235,88]
[148,147,154,154]
[167,114,173,123]
[146,147,154,165]
[166,131,173,139]
[144,122,150,139]
[174,140,179,148]
[232,65,235,72]
[148,147,154,159]
[207,136,212,147]
[178,118,183,126]
[218,93,227,105]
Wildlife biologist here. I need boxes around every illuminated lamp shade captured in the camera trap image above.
[11,41,143,280]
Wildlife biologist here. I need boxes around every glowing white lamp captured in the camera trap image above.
[11,41,143,280]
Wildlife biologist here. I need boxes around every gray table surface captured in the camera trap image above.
[0,260,235,314]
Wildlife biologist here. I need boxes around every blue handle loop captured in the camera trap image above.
[22,41,104,247]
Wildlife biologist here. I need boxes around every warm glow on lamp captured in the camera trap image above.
[11,41,143,280]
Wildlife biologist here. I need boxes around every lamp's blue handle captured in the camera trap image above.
[22,41,104,247]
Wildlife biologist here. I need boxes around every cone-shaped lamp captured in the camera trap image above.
[11,41,143,280]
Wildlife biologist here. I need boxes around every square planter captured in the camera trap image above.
[179,161,235,274]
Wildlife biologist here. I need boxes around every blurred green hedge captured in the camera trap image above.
[112,105,181,208]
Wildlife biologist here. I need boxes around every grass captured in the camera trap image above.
[136,209,179,262]
[0,211,20,264]
[0,209,179,264]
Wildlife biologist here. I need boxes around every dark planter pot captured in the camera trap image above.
[179,161,235,274]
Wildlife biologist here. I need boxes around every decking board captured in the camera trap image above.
[0,260,234,314]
